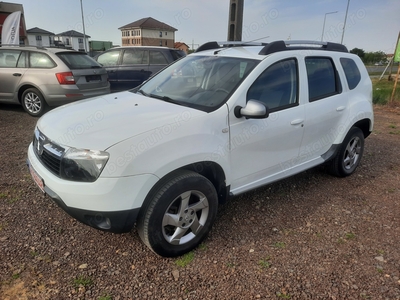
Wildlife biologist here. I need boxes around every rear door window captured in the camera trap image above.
[340,58,361,90]
[150,51,168,64]
[121,49,148,65]
[29,52,56,68]
[306,57,341,101]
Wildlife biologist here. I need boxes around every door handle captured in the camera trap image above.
[336,106,346,111]
[290,119,304,126]
[13,73,22,77]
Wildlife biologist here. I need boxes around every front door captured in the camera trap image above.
[228,58,305,194]
[0,50,27,102]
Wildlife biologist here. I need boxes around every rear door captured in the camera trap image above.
[299,56,349,159]
[0,49,27,102]
[116,48,150,90]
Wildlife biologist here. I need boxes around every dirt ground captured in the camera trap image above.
[0,103,399,300]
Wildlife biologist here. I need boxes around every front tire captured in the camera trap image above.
[327,127,364,177]
[21,88,47,117]
[137,170,218,257]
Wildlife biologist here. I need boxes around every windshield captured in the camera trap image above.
[137,55,259,112]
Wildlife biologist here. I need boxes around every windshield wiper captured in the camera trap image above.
[149,93,179,104]
[136,89,148,96]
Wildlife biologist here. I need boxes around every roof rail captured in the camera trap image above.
[258,40,348,55]
[0,44,48,50]
[195,41,267,53]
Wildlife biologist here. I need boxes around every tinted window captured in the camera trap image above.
[247,58,298,112]
[150,51,168,64]
[29,52,56,68]
[0,50,21,68]
[340,58,361,90]
[96,50,121,67]
[171,50,185,60]
[122,49,148,65]
[57,52,101,69]
[306,57,340,101]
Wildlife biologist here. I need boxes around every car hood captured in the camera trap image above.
[37,91,204,150]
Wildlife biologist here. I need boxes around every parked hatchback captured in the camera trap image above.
[94,46,185,91]
[0,46,110,116]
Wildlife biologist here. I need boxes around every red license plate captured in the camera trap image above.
[29,163,45,193]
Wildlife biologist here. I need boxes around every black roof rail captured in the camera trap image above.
[195,41,267,53]
[259,40,348,55]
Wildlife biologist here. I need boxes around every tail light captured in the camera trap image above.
[56,72,75,85]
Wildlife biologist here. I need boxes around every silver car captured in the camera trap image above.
[0,46,110,116]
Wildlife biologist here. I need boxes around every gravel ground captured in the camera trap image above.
[0,103,399,300]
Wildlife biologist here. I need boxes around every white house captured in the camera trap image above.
[26,27,54,47]
[55,30,90,52]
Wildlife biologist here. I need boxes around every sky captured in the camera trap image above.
[9,0,400,53]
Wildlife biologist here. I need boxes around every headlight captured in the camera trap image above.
[60,148,109,182]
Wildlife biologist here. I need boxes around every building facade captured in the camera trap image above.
[26,27,54,47]
[119,17,177,47]
[55,30,90,52]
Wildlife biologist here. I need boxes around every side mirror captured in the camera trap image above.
[234,100,269,119]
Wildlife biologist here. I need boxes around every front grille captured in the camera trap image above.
[33,129,64,177]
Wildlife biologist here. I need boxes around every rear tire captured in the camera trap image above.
[21,88,47,117]
[327,127,364,177]
[137,170,218,257]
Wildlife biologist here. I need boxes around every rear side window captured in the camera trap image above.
[340,58,361,90]
[57,52,101,69]
[171,50,185,60]
[0,50,21,68]
[29,52,56,68]
[306,57,341,101]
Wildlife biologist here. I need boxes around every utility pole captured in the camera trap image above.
[227,0,244,41]
[80,0,87,52]
[341,0,350,44]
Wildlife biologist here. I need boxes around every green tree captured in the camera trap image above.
[350,48,365,59]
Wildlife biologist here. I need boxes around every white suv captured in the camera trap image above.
[27,40,374,257]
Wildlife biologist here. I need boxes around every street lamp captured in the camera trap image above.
[321,11,338,42]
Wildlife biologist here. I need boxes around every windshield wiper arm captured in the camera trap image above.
[149,94,179,104]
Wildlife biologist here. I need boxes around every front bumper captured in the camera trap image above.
[43,183,139,233]
[27,143,159,233]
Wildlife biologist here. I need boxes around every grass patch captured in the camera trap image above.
[276,292,291,299]
[72,275,93,288]
[11,273,20,280]
[258,256,271,269]
[30,251,39,257]
[98,294,112,300]
[198,243,207,251]
[273,242,286,248]
[175,251,194,267]
[372,78,400,105]
[345,232,356,240]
